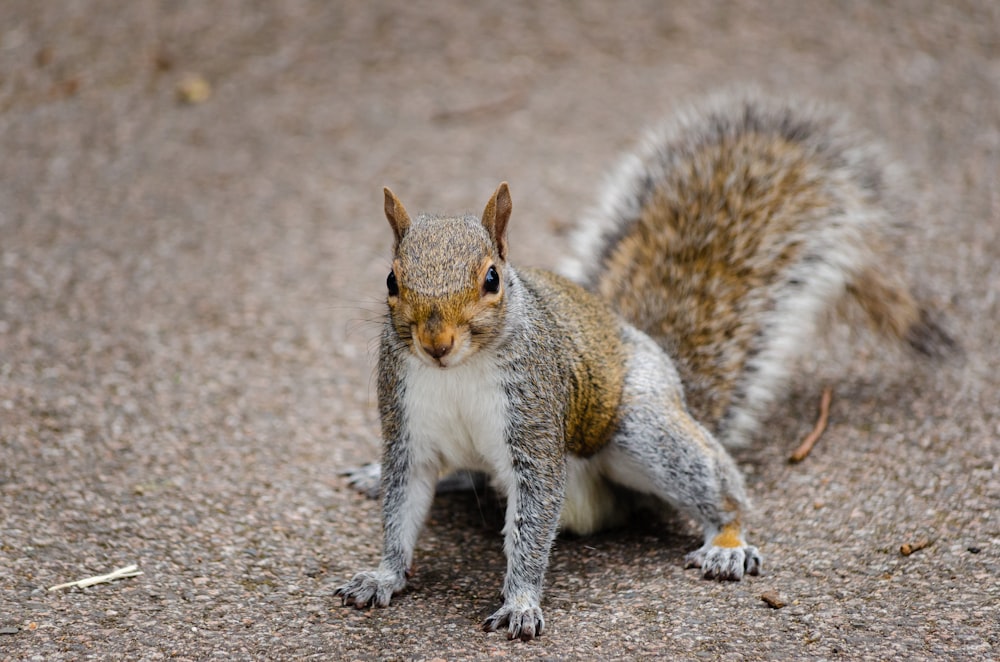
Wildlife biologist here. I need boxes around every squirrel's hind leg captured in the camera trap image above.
[602,418,763,581]
[605,329,763,580]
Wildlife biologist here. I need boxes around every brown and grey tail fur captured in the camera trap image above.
[562,90,954,447]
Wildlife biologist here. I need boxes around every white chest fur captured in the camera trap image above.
[399,353,619,536]
[401,354,514,492]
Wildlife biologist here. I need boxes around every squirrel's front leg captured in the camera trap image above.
[335,440,438,609]
[482,447,566,641]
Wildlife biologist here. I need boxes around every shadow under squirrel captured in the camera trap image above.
[335,90,953,640]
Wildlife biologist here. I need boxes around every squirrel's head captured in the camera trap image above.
[382,182,512,369]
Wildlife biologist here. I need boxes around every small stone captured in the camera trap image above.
[760,591,786,609]
[177,74,211,105]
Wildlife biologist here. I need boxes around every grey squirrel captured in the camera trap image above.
[334,91,952,640]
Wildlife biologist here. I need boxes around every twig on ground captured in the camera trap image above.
[900,539,932,556]
[789,386,833,463]
[48,564,143,591]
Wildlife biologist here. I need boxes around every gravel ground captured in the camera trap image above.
[1,1,998,660]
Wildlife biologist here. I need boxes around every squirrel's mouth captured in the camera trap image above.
[414,348,466,370]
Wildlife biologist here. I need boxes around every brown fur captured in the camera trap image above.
[595,131,836,427]
[569,91,954,443]
[518,268,627,457]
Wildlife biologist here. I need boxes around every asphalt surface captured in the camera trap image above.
[1,2,998,660]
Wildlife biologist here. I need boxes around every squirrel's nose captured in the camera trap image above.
[423,338,454,360]
[416,323,456,363]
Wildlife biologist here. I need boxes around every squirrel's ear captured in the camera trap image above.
[383,187,411,248]
[481,181,512,261]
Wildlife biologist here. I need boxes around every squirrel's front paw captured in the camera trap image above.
[482,599,545,641]
[334,569,404,609]
[685,543,763,581]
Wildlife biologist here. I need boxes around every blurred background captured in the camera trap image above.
[1,1,997,658]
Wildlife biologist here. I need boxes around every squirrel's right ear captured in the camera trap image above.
[481,182,512,261]
[383,187,411,248]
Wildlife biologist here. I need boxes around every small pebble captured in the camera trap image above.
[177,74,211,104]
[760,591,786,609]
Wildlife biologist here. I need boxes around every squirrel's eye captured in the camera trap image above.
[387,270,399,296]
[483,265,500,294]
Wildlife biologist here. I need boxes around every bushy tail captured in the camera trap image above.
[563,89,956,448]
[848,266,956,359]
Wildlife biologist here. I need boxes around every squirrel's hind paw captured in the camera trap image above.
[685,544,763,581]
[339,462,382,499]
[340,464,487,499]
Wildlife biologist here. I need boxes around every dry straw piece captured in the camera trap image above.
[48,564,143,591]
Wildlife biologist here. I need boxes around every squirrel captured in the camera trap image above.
[334,90,952,640]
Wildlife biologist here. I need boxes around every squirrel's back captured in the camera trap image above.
[563,90,953,446]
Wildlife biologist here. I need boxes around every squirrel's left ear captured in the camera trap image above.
[481,182,512,261]
[383,187,412,249]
